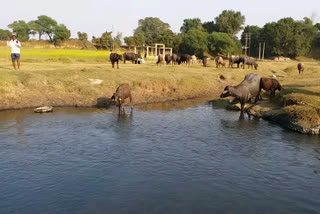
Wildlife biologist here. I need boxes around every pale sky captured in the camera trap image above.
[1,0,319,39]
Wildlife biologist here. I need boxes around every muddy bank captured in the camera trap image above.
[210,98,320,135]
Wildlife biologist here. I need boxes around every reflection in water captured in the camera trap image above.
[0,100,319,214]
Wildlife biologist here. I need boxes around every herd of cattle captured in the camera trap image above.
[109,51,306,114]
[110,52,260,70]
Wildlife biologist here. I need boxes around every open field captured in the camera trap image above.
[0,47,320,134]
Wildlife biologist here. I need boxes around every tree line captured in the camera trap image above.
[1,11,320,58]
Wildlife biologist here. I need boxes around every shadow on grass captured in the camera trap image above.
[282,84,320,97]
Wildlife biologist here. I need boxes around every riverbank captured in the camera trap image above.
[0,47,319,134]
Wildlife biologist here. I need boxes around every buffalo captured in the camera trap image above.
[220,73,261,112]
[229,56,244,68]
[156,54,165,65]
[178,54,191,65]
[260,77,282,97]
[110,53,122,69]
[298,63,304,75]
[202,57,208,67]
[111,83,133,115]
[243,57,258,70]
[123,52,141,64]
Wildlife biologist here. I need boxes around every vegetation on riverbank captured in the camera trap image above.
[0,47,319,134]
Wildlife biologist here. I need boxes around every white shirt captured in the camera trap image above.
[7,39,21,54]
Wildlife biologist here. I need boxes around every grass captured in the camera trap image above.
[0,46,319,132]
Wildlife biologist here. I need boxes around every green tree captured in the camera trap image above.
[28,20,43,40]
[215,10,245,35]
[124,36,135,46]
[179,29,208,57]
[133,33,145,46]
[113,32,123,48]
[207,32,242,56]
[0,29,12,40]
[202,21,217,33]
[77,32,88,49]
[35,15,58,41]
[241,25,261,57]
[53,24,70,45]
[180,18,202,33]
[8,20,30,41]
[134,17,170,45]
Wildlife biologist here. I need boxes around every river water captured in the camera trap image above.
[0,100,319,214]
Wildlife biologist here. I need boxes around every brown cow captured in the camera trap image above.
[156,54,165,65]
[260,77,282,97]
[298,63,304,75]
[215,56,226,68]
[111,83,133,115]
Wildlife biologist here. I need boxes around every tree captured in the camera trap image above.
[35,15,58,41]
[207,32,242,56]
[0,29,12,40]
[215,10,245,35]
[179,29,208,57]
[8,20,30,41]
[78,32,88,49]
[113,32,123,48]
[134,17,170,45]
[202,21,217,33]
[124,36,135,46]
[133,32,145,46]
[241,25,261,57]
[180,18,202,33]
[53,24,70,45]
[28,20,43,40]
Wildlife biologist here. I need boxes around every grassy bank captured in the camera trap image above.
[0,47,319,134]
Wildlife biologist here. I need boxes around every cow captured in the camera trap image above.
[202,57,208,67]
[111,83,133,115]
[215,56,226,68]
[191,55,197,64]
[260,77,282,97]
[110,53,122,69]
[243,57,258,70]
[178,54,191,65]
[298,63,304,75]
[229,56,244,68]
[220,73,261,112]
[156,54,165,65]
[123,52,140,64]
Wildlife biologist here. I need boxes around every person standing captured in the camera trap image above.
[7,35,21,71]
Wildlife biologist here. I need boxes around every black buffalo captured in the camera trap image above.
[110,53,122,69]
[229,56,244,68]
[123,52,141,64]
[178,54,191,65]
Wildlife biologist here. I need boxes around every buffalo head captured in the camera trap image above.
[220,86,230,98]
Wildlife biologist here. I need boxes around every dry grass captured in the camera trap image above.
[0,47,319,129]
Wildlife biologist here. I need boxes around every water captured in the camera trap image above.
[0,100,319,214]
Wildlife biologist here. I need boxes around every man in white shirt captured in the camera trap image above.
[7,35,21,71]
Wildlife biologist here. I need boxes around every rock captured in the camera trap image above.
[34,106,53,113]
[89,79,103,85]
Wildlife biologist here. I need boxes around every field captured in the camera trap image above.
[0,46,319,134]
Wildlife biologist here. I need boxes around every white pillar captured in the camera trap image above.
[146,46,149,57]
[163,45,165,60]
[134,46,136,54]
[170,48,172,56]
[155,45,158,57]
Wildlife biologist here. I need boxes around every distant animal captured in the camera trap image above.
[111,83,133,115]
[202,57,208,67]
[260,77,282,97]
[229,56,244,68]
[215,56,226,68]
[191,55,197,64]
[298,63,304,75]
[165,54,173,65]
[110,53,122,69]
[123,52,139,64]
[156,54,165,65]
[172,54,179,65]
[243,57,258,70]
[220,73,261,112]
[178,54,191,65]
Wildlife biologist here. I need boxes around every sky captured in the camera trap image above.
[1,0,319,40]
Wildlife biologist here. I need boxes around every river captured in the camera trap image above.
[0,100,319,214]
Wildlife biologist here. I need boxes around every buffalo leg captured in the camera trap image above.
[117,60,119,69]
[240,100,245,112]
[112,62,114,68]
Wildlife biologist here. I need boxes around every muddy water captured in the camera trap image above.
[0,100,319,214]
